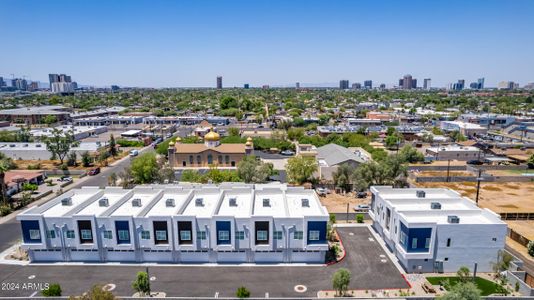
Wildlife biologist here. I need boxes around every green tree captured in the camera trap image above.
[81,151,91,167]
[286,156,318,184]
[237,156,274,183]
[398,145,425,163]
[130,152,159,184]
[527,154,534,169]
[438,281,481,300]
[228,127,240,137]
[42,115,58,125]
[332,163,353,193]
[181,170,202,182]
[0,153,16,206]
[457,266,471,283]
[108,172,117,186]
[384,133,403,149]
[332,268,351,296]
[66,151,78,167]
[44,129,79,164]
[287,128,305,141]
[528,240,534,257]
[132,271,150,296]
[109,134,118,157]
[492,249,513,274]
[220,96,238,110]
[42,283,61,296]
[449,130,467,142]
[236,286,251,298]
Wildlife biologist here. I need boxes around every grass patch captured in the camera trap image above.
[426,277,499,296]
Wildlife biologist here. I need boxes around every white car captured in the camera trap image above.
[129,149,139,157]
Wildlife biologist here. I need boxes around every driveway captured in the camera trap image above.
[0,227,407,298]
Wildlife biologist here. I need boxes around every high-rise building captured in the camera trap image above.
[29,82,39,91]
[48,74,60,88]
[364,80,372,89]
[216,76,223,89]
[379,83,386,89]
[453,79,465,91]
[469,82,478,89]
[13,78,28,91]
[339,80,349,89]
[524,82,534,90]
[295,82,300,89]
[352,82,361,89]
[49,73,75,92]
[423,78,431,90]
[477,78,485,89]
[243,83,249,89]
[0,77,4,87]
[398,79,404,88]
[401,74,414,89]
[412,79,417,89]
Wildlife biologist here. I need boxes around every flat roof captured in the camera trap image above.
[182,189,221,217]
[286,190,324,217]
[144,190,191,217]
[110,191,158,217]
[42,189,100,217]
[216,190,252,217]
[253,190,286,217]
[76,189,130,216]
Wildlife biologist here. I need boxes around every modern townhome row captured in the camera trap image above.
[17,183,329,263]
[370,186,507,273]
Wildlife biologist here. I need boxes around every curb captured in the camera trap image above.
[325,229,346,266]
[401,273,412,288]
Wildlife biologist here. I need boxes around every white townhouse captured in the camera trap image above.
[16,183,329,264]
[369,186,507,273]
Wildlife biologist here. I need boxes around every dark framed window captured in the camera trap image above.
[178,221,192,245]
[77,220,93,244]
[255,221,269,245]
[153,221,168,245]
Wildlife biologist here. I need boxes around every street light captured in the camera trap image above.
[475,169,484,206]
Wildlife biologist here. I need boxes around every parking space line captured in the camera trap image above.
[29,291,38,297]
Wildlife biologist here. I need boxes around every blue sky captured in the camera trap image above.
[1,0,533,88]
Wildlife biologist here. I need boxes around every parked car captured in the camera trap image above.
[356,191,368,198]
[315,187,330,197]
[354,204,370,211]
[57,176,73,182]
[467,160,483,165]
[280,150,295,156]
[129,149,139,157]
[88,167,100,176]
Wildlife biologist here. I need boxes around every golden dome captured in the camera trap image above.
[246,137,253,142]
[175,136,182,142]
[204,130,220,141]
[169,141,175,146]
[245,137,253,147]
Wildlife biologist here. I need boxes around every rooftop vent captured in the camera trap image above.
[263,198,270,207]
[416,190,426,198]
[98,198,109,207]
[448,215,460,224]
[229,197,237,207]
[301,198,310,207]
[195,198,204,207]
[430,202,441,210]
[132,198,142,207]
[61,197,72,206]
[165,198,175,207]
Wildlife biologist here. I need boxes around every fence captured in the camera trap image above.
[500,213,534,221]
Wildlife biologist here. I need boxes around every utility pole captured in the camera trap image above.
[446,159,451,182]
[146,266,151,296]
[475,169,483,206]
[346,203,349,223]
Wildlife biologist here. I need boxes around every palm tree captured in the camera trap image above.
[0,153,16,207]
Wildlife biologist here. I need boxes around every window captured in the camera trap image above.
[218,230,229,241]
[66,230,75,239]
[46,230,56,239]
[141,231,150,240]
[80,229,92,240]
[492,237,497,242]
[225,155,229,164]
[444,257,449,261]
[309,230,320,241]
[207,154,213,164]
[231,161,235,167]
[118,230,129,241]
[180,230,191,241]
[155,230,167,241]
[103,231,112,239]
[182,161,186,167]
[294,231,303,240]
[236,231,245,240]
[399,231,407,245]
[425,238,431,249]
[257,230,268,241]
[218,155,223,164]
[189,155,193,164]
[196,155,201,164]
[29,229,41,240]
[273,231,283,240]
[411,238,418,249]
[446,238,451,247]
[197,231,206,240]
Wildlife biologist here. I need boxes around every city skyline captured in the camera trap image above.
[1,0,534,88]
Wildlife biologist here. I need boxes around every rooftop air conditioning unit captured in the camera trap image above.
[195,198,204,207]
[229,198,237,207]
[430,202,441,209]
[132,198,142,207]
[61,197,72,206]
[98,198,109,207]
[165,198,175,207]
[416,190,426,198]
[263,198,270,207]
[301,198,310,207]
[448,215,460,224]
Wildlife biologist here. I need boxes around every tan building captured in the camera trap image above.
[168,129,253,169]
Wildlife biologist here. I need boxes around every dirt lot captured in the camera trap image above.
[413,170,473,177]
[13,151,129,170]
[414,181,534,213]
[319,192,371,213]
[410,160,467,167]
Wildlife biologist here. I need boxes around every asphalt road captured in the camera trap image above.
[0,227,408,298]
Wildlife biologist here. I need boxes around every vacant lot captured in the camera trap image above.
[319,192,370,213]
[414,181,534,213]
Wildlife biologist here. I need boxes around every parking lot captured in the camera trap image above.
[0,227,408,298]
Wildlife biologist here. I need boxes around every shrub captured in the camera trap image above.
[329,213,336,224]
[528,240,534,257]
[117,139,144,147]
[236,286,250,298]
[27,163,41,170]
[0,205,13,216]
[356,214,364,223]
[42,283,61,296]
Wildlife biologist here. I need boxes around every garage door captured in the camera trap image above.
[254,251,284,263]
[217,251,247,263]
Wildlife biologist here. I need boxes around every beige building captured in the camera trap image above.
[168,129,253,169]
